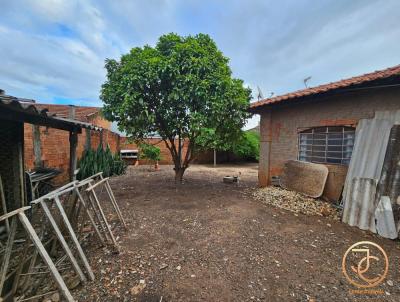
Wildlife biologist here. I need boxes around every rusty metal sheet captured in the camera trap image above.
[280,160,328,198]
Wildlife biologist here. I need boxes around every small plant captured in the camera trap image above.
[139,143,161,170]
[77,145,127,180]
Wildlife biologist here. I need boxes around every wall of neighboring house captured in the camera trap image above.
[258,86,400,200]
[120,137,189,165]
[24,125,120,184]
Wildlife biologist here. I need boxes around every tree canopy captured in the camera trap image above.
[101,33,251,181]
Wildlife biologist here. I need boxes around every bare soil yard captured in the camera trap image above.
[75,164,400,302]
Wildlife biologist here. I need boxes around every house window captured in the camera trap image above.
[298,126,355,165]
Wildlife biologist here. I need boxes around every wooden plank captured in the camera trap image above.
[85,178,109,192]
[53,196,95,281]
[11,238,30,295]
[0,216,17,293]
[40,201,87,282]
[17,212,75,302]
[0,175,9,233]
[88,189,118,249]
[87,190,110,242]
[103,179,127,228]
[75,188,105,244]
[30,181,77,205]
[78,172,103,185]
[0,206,31,222]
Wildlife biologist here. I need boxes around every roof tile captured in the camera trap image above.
[250,64,400,109]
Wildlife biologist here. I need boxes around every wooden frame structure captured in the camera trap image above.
[0,172,126,301]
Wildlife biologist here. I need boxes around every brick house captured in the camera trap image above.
[250,65,400,201]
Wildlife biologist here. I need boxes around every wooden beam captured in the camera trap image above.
[69,131,78,182]
[0,107,81,133]
[32,125,43,168]
[85,128,91,151]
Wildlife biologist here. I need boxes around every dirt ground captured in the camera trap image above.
[74,164,400,302]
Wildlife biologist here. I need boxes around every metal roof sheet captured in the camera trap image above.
[0,94,102,131]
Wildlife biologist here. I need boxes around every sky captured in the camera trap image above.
[1,0,400,130]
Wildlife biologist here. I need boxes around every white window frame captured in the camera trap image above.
[298,126,355,165]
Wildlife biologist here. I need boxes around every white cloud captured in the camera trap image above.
[0,0,399,111]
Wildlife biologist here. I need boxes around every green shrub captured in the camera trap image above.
[231,131,260,161]
[77,145,127,180]
[139,143,161,163]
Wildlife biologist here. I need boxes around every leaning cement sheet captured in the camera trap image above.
[374,110,400,123]
[342,118,392,231]
[375,196,397,239]
[280,160,328,198]
[344,178,377,231]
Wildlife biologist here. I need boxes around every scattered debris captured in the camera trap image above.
[252,186,340,220]
[223,176,238,183]
[130,280,146,295]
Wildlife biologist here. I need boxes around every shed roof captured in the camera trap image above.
[0,94,102,132]
[250,64,400,111]
[34,103,101,122]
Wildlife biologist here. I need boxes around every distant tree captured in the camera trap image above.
[139,142,161,169]
[231,131,260,161]
[101,33,251,182]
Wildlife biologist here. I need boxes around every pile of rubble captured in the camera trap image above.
[252,186,341,220]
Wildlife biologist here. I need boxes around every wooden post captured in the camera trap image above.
[99,130,104,149]
[213,149,217,167]
[85,128,91,151]
[32,125,43,168]
[69,131,78,182]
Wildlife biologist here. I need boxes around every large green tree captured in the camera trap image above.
[101,33,251,181]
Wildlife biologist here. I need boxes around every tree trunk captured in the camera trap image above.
[174,167,186,183]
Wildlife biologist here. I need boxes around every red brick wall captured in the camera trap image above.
[258,86,400,187]
[120,137,189,165]
[24,125,120,184]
